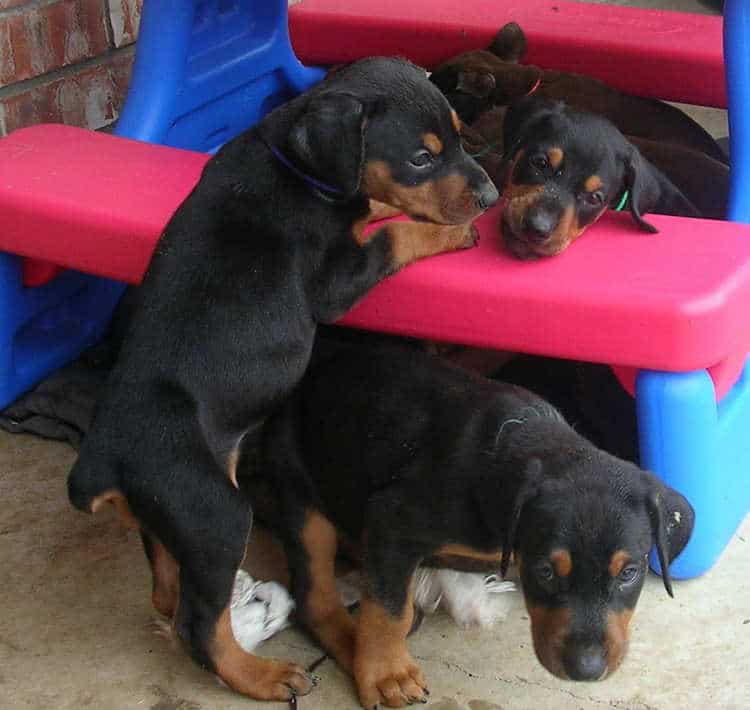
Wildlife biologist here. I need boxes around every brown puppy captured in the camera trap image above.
[431,22,727,165]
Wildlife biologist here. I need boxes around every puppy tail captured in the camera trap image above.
[67,449,121,513]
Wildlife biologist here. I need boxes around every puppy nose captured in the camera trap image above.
[524,210,556,243]
[563,645,608,682]
[475,181,499,211]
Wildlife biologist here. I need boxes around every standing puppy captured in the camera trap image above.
[67,58,497,701]
[264,339,694,708]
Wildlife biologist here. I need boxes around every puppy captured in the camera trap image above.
[67,57,497,701]
[430,22,727,165]
[498,97,699,259]
[263,337,694,707]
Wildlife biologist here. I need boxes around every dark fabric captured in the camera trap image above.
[1,284,639,462]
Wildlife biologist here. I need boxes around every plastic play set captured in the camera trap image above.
[0,0,749,580]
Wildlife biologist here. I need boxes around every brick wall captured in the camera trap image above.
[0,0,142,136]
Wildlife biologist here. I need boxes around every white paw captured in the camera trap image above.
[230,570,294,652]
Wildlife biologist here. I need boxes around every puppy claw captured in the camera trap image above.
[461,224,480,249]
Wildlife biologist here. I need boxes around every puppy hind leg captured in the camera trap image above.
[140,531,180,618]
[170,473,313,700]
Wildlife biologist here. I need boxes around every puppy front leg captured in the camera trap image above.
[354,522,428,709]
[316,218,478,323]
[367,199,402,223]
[379,220,479,273]
[355,581,426,709]
[289,509,357,672]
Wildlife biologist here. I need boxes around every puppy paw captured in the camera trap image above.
[257,660,316,701]
[459,223,480,249]
[355,653,428,708]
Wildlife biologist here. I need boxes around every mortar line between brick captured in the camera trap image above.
[0,0,59,20]
[0,43,134,99]
[102,0,116,48]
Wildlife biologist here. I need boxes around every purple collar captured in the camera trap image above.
[259,133,344,198]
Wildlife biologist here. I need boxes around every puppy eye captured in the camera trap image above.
[410,149,434,168]
[619,564,640,585]
[536,562,555,582]
[529,154,549,171]
[581,191,605,207]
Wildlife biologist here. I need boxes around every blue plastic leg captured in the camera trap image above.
[636,364,750,579]
[725,0,750,224]
[0,254,124,409]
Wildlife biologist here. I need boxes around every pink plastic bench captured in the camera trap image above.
[1,0,745,580]
[3,124,749,400]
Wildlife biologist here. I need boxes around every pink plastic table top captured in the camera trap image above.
[289,0,725,108]
[2,124,750,398]
[0,125,210,283]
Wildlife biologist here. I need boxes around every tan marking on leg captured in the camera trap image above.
[210,607,314,700]
[550,548,572,578]
[149,537,180,618]
[422,132,443,155]
[434,543,502,564]
[352,200,403,246]
[451,109,462,134]
[363,160,477,224]
[604,609,633,675]
[367,199,402,222]
[90,489,139,529]
[380,220,478,273]
[608,550,631,578]
[547,147,564,169]
[354,581,427,708]
[300,510,357,673]
[526,603,571,679]
[584,175,603,193]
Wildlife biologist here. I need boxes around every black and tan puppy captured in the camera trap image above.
[66,58,497,701]
[498,97,699,259]
[264,337,694,708]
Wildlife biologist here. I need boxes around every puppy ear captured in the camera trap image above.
[621,145,701,233]
[455,71,496,98]
[488,22,528,63]
[643,478,695,598]
[500,457,544,578]
[288,92,369,198]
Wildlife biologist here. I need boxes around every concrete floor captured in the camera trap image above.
[2,428,750,710]
[3,0,747,709]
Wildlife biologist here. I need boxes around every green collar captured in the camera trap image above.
[614,190,630,212]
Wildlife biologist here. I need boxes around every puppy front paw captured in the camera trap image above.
[458,223,480,249]
[355,651,428,708]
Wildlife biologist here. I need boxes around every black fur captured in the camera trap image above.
[500,97,700,259]
[67,57,496,699]
[264,336,695,685]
